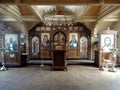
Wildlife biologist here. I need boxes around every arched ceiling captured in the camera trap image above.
[0,0,120,35]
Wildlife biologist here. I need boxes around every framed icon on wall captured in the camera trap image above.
[5,34,18,52]
[101,34,114,52]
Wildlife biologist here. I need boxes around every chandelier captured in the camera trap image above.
[42,6,77,26]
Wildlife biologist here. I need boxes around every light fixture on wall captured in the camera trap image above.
[42,5,77,26]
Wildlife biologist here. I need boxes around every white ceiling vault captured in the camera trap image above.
[0,0,120,35]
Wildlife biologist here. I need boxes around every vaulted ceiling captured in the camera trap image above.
[0,0,120,35]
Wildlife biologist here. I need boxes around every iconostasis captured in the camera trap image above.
[28,22,91,60]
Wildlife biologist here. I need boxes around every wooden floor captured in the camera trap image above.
[0,65,120,90]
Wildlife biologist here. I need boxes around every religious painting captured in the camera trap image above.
[53,27,56,30]
[59,32,65,42]
[55,46,62,50]
[69,27,73,31]
[5,34,18,52]
[69,33,78,48]
[58,27,61,29]
[36,27,40,31]
[63,27,66,30]
[79,26,83,31]
[41,33,50,49]
[32,36,39,55]
[46,27,51,31]
[74,26,78,30]
[80,36,88,57]
[101,34,114,52]
[41,27,45,31]
[54,32,65,44]
[54,33,59,43]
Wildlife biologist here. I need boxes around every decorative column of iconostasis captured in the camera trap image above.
[4,30,21,66]
[98,29,118,67]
